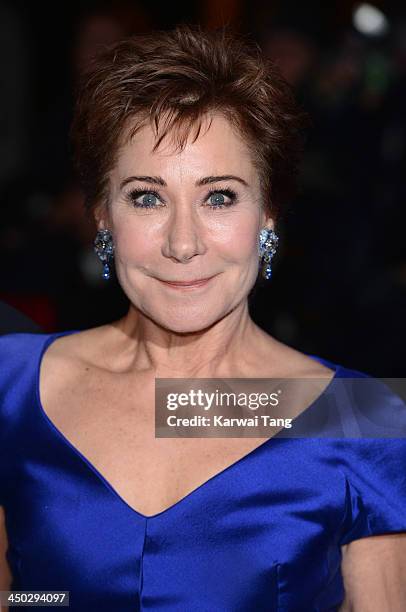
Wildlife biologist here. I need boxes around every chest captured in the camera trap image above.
[39,372,279,517]
[38,351,336,518]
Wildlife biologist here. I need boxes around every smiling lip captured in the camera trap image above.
[158,274,218,288]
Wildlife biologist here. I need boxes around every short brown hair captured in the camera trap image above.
[70,23,308,223]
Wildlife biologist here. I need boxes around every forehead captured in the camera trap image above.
[113,112,257,181]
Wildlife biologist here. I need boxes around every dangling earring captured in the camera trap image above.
[94,229,115,280]
[258,228,279,280]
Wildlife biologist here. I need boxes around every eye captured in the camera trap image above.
[126,188,163,208]
[124,186,238,209]
[206,188,238,209]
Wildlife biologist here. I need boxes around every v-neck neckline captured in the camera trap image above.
[34,329,341,521]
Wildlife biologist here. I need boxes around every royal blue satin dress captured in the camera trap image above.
[1,330,406,611]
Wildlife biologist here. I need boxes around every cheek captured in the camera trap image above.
[113,223,155,265]
[210,214,259,261]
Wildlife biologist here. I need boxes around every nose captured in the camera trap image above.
[161,206,206,263]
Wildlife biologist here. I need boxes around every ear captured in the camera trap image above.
[260,208,276,231]
[93,202,110,231]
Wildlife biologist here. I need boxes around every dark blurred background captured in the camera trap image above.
[1,0,405,375]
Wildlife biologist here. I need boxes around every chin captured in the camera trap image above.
[145,305,226,335]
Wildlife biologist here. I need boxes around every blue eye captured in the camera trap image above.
[125,187,238,209]
[127,189,160,208]
[140,193,157,207]
[210,192,226,206]
[207,189,237,209]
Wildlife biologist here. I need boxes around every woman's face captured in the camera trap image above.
[99,112,272,333]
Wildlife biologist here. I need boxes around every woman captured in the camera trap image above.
[1,24,406,611]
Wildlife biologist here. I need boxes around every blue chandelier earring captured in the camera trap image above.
[94,229,115,280]
[258,228,279,280]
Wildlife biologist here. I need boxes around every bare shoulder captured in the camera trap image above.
[42,323,123,372]
[253,328,336,380]
[38,323,128,403]
[280,343,336,379]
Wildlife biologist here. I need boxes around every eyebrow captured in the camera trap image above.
[119,174,249,190]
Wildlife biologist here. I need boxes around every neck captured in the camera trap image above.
[114,302,267,378]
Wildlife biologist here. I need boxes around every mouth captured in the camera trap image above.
[157,274,219,289]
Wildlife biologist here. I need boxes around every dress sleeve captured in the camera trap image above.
[337,438,406,545]
[334,376,406,545]
[0,332,35,506]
